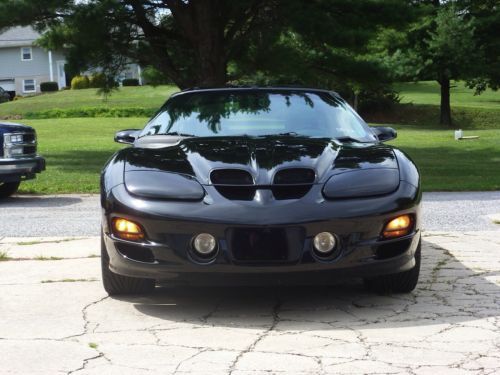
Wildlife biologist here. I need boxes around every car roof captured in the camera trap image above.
[170,86,339,98]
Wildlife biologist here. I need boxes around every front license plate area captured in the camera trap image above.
[228,227,304,264]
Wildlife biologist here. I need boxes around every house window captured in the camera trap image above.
[21,47,32,61]
[23,79,36,93]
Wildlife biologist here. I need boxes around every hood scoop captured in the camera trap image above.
[209,168,315,201]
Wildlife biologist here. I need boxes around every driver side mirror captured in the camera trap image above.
[115,129,140,145]
[372,126,397,142]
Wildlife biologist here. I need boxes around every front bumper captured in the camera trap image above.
[102,182,421,284]
[0,156,45,182]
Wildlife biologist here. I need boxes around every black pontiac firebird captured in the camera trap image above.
[100,87,421,295]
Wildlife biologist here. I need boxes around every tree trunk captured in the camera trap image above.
[438,77,452,126]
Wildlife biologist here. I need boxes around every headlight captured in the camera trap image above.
[323,169,399,199]
[125,171,205,200]
[9,134,23,143]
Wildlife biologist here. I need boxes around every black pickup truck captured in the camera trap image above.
[0,122,45,198]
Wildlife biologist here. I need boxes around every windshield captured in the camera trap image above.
[139,90,377,142]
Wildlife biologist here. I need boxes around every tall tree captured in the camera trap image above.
[385,2,479,126]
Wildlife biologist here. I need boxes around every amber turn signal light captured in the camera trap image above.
[112,218,145,241]
[382,214,413,239]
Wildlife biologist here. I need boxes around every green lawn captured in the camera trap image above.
[17,118,500,193]
[0,85,178,118]
[19,118,146,194]
[389,126,500,191]
[394,81,500,110]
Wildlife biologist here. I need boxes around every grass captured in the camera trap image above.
[0,251,10,261]
[34,255,64,261]
[20,117,146,194]
[394,81,500,110]
[388,126,500,191]
[365,81,500,129]
[41,278,98,283]
[0,85,178,118]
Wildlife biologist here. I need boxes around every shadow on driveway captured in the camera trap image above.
[117,239,500,330]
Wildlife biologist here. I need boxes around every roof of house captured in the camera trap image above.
[0,26,41,48]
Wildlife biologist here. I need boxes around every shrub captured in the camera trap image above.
[89,73,106,88]
[40,82,59,92]
[357,87,401,115]
[141,66,172,86]
[122,78,140,87]
[71,75,90,90]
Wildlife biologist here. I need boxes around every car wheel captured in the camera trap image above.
[364,240,421,294]
[101,233,155,295]
[0,181,21,199]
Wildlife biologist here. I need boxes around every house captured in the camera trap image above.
[0,26,67,97]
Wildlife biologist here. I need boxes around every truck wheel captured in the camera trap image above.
[101,233,155,295]
[0,181,20,199]
[364,240,421,294]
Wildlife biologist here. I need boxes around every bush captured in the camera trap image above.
[122,78,140,87]
[89,73,106,88]
[357,87,401,115]
[71,75,90,90]
[40,82,59,92]
[141,66,172,86]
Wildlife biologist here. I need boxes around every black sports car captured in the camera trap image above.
[101,87,421,295]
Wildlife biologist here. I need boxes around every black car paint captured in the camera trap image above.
[101,88,421,284]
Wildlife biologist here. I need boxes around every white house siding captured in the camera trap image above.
[0,46,66,95]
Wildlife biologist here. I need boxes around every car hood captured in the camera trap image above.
[122,136,398,185]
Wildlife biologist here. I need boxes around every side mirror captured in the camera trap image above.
[372,126,397,142]
[115,129,140,145]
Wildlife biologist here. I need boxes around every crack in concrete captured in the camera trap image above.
[228,296,283,374]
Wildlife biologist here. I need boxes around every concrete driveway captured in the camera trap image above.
[1,230,499,374]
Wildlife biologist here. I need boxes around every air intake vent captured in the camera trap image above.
[214,186,256,201]
[274,168,315,185]
[210,169,253,185]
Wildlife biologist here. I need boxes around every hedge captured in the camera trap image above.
[23,106,157,119]
[122,78,140,86]
[40,82,59,92]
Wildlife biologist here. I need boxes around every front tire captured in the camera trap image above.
[364,240,421,294]
[0,181,20,199]
[101,233,155,295]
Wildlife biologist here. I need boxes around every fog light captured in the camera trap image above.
[382,214,413,239]
[112,218,145,241]
[193,233,217,255]
[313,232,336,254]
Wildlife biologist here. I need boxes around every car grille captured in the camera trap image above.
[211,168,315,201]
[228,227,305,263]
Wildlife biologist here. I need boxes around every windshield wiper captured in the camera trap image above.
[164,131,196,137]
[260,132,307,137]
[335,136,363,143]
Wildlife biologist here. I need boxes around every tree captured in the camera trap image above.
[385,2,479,126]
[460,0,500,94]
[0,0,412,92]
